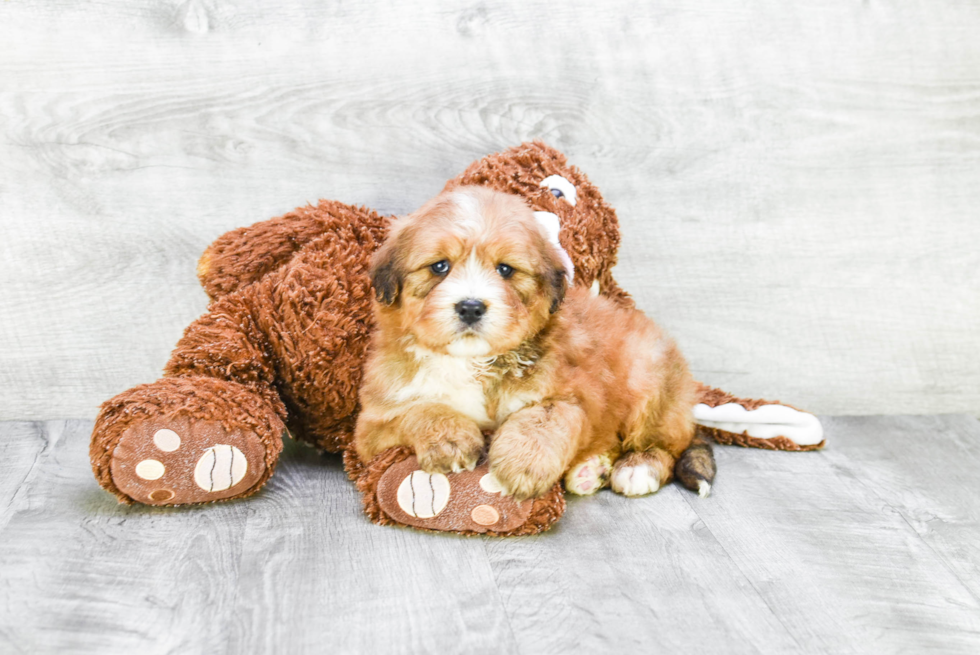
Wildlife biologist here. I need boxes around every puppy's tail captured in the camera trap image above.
[674,434,716,498]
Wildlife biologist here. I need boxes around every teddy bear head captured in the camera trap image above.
[442,141,622,291]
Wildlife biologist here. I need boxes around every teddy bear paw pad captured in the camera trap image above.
[109,417,267,505]
[377,456,534,534]
[396,470,451,518]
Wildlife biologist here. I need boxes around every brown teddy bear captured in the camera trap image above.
[90,142,824,536]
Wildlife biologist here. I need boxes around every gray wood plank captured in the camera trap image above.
[821,415,980,604]
[2,0,980,420]
[484,476,802,654]
[681,421,980,654]
[484,416,980,654]
[5,416,978,653]
[224,438,517,655]
[0,422,48,536]
[0,422,516,654]
[0,420,253,654]
[0,416,980,653]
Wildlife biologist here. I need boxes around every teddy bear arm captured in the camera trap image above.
[198,200,389,301]
[198,207,335,301]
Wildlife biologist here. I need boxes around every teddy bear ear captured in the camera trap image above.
[370,241,404,305]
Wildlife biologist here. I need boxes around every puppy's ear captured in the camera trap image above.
[549,266,568,314]
[532,211,573,314]
[370,239,404,306]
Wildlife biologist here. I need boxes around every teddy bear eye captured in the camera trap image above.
[539,175,577,206]
[429,260,450,275]
[496,263,515,279]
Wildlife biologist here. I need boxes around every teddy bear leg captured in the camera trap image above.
[91,288,290,505]
[91,376,285,505]
[693,383,825,451]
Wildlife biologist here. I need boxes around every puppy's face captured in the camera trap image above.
[371,187,569,357]
[442,141,621,290]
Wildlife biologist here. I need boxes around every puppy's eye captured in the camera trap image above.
[496,263,515,279]
[539,175,577,206]
[429,260,450,276]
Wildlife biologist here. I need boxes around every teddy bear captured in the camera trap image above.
[90,142,824,536]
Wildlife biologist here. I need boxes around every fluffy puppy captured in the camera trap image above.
[354,186,699,500]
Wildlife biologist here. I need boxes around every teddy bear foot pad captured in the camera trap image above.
[377,456,534,533]
[109,416,267,505]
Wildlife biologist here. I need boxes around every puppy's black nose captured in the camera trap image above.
[455,298,487,325]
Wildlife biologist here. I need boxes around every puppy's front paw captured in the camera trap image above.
[488,452,560,501]
[489,462,556,501]
[416,430,484,474]
[489,401,583,500]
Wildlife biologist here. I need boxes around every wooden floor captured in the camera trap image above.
[1,417,978,653]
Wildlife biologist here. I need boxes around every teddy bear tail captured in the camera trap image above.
[693,383,826,452]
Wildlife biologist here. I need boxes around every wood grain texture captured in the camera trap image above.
[483,486,802,653]
[224,438,518,655]
[680,419,980,654]
[2,416,980,653]
[820,415,980,606]
[0,420,255,653]
[0,422,48,537]
[1,0,979,419]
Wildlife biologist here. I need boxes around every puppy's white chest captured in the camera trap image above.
[395,351,492,428]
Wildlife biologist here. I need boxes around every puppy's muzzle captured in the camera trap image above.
[455,298,487,326]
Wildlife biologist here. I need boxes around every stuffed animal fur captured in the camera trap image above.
[90,142,824,535]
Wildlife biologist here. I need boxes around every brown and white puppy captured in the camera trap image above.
[354,186,699,500]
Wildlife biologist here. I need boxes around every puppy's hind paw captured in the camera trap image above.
[564,453,614,495]
[610,451,673,497]
[611,464,662,496]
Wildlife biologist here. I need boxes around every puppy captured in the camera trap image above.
[354,186,703,500]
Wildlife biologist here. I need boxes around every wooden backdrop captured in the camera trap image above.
[2,0,978,420]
